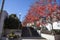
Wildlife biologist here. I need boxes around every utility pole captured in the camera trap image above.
[0,0,5,14]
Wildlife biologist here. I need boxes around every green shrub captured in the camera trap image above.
[53,29,60,35]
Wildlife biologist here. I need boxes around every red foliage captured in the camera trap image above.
[23,0,58,26]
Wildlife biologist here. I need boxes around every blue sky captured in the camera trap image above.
[0,0,60,21]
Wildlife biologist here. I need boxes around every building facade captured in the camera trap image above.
[0,10,8,37]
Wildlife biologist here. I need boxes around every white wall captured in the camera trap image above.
[41,33,55,40]
[53,21,60,30]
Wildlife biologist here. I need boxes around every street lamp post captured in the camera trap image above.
[16,12,21,40]
[18,12,21,30]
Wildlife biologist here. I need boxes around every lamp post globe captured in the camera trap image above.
[19,12,21,21]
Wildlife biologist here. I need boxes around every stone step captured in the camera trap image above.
[21,37,46,40]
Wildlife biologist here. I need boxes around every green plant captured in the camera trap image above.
[4,14,22,29]
[53,29,60,35]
